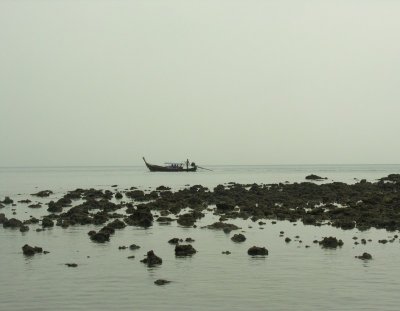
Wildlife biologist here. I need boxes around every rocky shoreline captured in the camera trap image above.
[2,174,400,280]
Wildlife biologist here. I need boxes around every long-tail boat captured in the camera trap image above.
[143,157,197,172]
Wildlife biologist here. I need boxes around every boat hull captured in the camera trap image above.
[143,158,197,172]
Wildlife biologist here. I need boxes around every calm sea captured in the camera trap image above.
[1,165,400,311]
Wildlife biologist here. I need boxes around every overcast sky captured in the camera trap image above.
[1,0,400,166]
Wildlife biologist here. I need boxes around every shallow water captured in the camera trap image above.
[1,165,400,310]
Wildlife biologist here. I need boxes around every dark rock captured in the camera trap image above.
[90,231,110,243]
[204,222,240,231]
[231,233,246,243]
[115,192,123,199]
[247,246,268,256]
[378,239,388,244]
[0,203,4,208]
[157,216,174,223]
[216,201,235,211]
[222,251,231,255]
[305,174,327,180]
[356,252,372,260]
[319,237,344,248]
[285,237,291,243]
[3,218,22,228]
[125,206,153,227]
[19,225,29,232]
[31,190,53,197]
[168,238,182,244]
[0,213,7,224]
[107,219,126,229]
[129,244,141,250]
[127,255,135,259]
[175,244,197,256]
[42,217,54,228]
[185,237,195,242]
[118,246,127,250]
[154,279,171,285]
[18,199,32,204]
[141,250,162,266]
[28,203,42,209]
[2,197,13,205]
[65,263,78,267]
[22,244,42,256]
[156,186,171,191]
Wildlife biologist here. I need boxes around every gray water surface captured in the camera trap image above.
[1,165,400,310]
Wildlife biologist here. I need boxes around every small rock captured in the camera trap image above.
[356,252,372,260]
[231,233,246,243]
[175,244,197,256]
[141,250,162,267]
[65,263,78,267]
[154,279,171,285]
[222,251,231,255]
[129,244,140,250]
[247,246,268,256]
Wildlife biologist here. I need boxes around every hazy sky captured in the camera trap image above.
[1,0,400,166]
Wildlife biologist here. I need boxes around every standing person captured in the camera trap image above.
[186,159,189,171]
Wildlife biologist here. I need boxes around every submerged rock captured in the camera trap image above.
[247,246,268,256]
[154,279,171,285]
[31,190,53,197]
[141,250,162,267]
[356,252,372,260]
[204,222,240,231]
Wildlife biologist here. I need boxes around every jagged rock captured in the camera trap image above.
[319,237,344,248]
[247,246,268,256]
[231,233,246,243]
[175,244,197,256]
[140,250,162,266]
[31,190,53,197]
[185,237,195,242]
[115,192,123,199]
